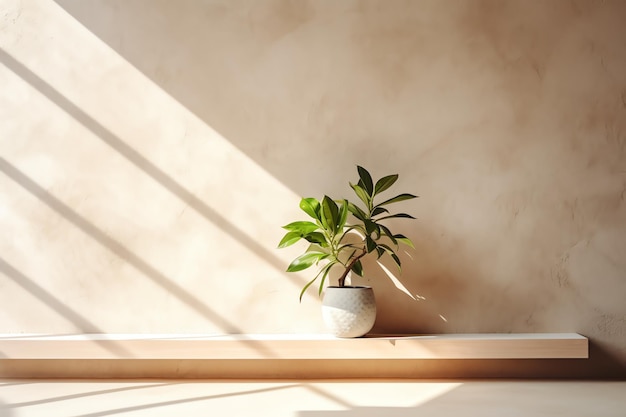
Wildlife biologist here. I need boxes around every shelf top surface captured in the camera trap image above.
[0,332,587,341]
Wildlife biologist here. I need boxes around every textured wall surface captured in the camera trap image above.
[1,0,625,377]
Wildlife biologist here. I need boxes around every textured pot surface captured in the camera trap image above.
[321,286,376,338]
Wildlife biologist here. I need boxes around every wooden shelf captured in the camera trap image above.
[0,333,588,360]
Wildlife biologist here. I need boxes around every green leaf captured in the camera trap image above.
[365,235,377,253]
[378,193,418,207]
[337,199,348,232]
[379,224,398,246]
[350,182,371,209]
[278,231,303,248]
[286,252,327,272]
[378,244,402,272]
[379,213,416,221]
[363,219,380,239]
[376,247,385,259]
[348,202,367,221]
[378,243,397,255]
[320,195,339,232]
[394,234,415,249]
[374,174,398,196]
[337,229,356,246]
[357,166,374,196]
[282,221,319,234]
[300,198,321,220]
[318,262,336,297]
[351,260,363,276]
[343,225,366,240]
[299,275,319,302]
[371,207,389,217]
[303,232,328,246]
[391,253,402,272]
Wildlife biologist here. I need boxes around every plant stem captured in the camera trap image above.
[337,247,367,287]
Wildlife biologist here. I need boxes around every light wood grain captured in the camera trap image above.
[0,333,588,360]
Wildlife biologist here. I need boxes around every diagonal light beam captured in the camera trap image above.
[0,158,277,358]
[0,257,134,357]
[0,47,303,289]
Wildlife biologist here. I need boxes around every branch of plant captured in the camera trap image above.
[337,247,367,287]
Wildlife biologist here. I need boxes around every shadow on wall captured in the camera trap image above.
[52,0,428,194]
[35,0,626,377]
[0,257,133,357]
[0,47,297,284]
[0,156,233,331]
[0,157,281,358]
[42,1,528,334]
[47,1,626,335]
[368,225,535,335]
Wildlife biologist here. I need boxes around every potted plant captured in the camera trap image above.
[278,166,417,337]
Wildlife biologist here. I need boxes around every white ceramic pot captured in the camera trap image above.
[321,286,376,338]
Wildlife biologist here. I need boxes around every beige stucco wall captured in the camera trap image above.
[1,0,625,377]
